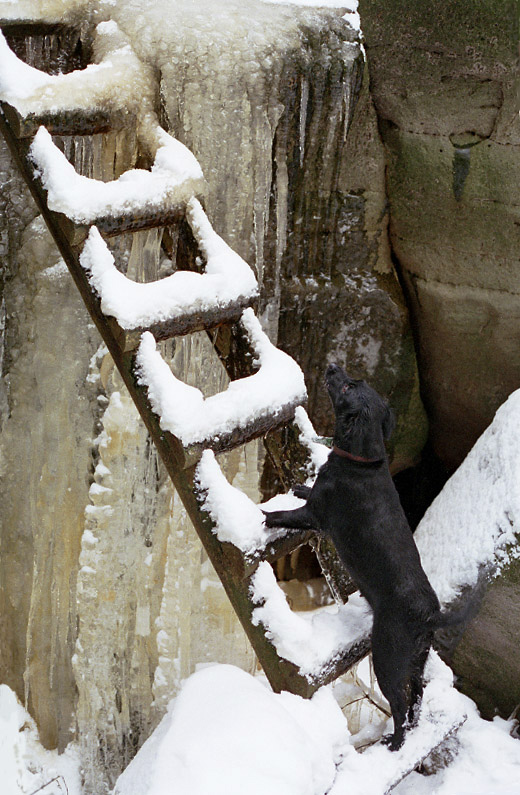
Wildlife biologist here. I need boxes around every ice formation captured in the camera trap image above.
[99,0,361,336]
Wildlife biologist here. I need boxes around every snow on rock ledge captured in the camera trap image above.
[416,389,520,607]
[135,308,307,446]
[80,202,257,329]
[29,125,203,223]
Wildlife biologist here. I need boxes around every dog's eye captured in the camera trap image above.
[341,384,350,393]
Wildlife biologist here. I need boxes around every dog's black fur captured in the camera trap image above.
[263,363,448,751]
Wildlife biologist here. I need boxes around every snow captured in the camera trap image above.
[293,404,331,474]
[80,202,257,330]
[196,448,270,553]
[0,684,81,795]
[196,446,318,554]
[29,125,204,224]
[416,388,520,606]
[135,307,307,446]
[114,664,349,795]
[251,560,372,676]
[0,22,153,119]
[112,655,520,795]
[261,0,361,31]
[1,657,519,795]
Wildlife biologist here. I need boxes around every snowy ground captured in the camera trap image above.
[2,656,519,795]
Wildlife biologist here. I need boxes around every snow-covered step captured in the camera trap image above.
[0,24,141,137]
[79,201,258,349]
[28,125,205,242]
[331,654,467,795]
[197,449,315,560]
[249,559,372,689]
[136,310,307,460]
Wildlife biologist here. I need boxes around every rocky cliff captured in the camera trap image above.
[359,0,520,470]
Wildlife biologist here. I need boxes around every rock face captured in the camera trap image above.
[451,561,520,720]
[275,66,427,472]
[359,0,520,470]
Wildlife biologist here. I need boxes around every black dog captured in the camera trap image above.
[263,363,445,751]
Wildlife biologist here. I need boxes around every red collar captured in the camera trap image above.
[332,445,382,464]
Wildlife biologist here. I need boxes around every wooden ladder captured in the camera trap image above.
[1,21,466,785]
[0,17,366,699]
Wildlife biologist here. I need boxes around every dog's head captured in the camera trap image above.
[325,363,395,460]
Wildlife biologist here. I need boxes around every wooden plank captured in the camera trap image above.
[118,297,254,352]
[2,102,130,138]
[94,205,187,237]
[251,527,316,569]
[181,398,301,467]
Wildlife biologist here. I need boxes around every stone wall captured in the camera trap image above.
[359,0,520,470]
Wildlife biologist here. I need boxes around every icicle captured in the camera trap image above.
[299,77,309,167]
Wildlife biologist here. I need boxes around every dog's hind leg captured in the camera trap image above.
[371,616,413,751]
[263,505,315,530]
[408,639,432,725]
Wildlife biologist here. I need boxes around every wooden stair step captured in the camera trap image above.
[26,126,205,244]
[135,310,307,462]
[1,100,130,138]
[78,206,258,350]
[0,23,140,138]
[249,559,373,694]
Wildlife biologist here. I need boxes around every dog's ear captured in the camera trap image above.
[382,404,395,440]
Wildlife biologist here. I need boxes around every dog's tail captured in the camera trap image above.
[430,600,474,632]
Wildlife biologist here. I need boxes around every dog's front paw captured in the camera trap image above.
[262,510,275,528]
[292,484,311,500]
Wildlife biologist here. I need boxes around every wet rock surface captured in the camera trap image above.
[359,0,520,470]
